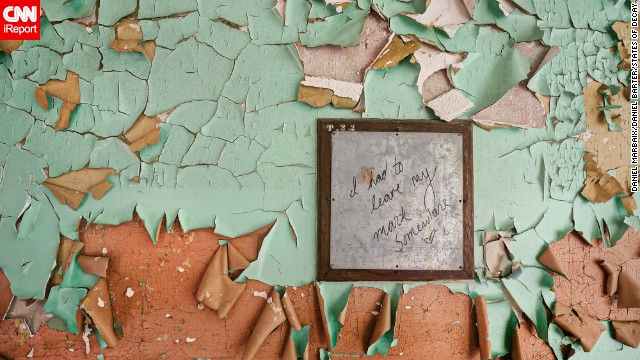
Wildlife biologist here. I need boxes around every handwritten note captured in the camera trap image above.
[330,131,464,270]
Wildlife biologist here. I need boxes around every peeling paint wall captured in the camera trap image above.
[0,0,638,359]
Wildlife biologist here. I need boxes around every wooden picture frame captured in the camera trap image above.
[317,119,474,281]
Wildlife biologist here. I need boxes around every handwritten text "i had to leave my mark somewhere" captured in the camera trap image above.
[348,158,451,252]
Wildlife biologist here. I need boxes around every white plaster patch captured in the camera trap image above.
[301,76,363,101]
[82,324,91,355]
[408,0,471,37]
[253,291,268,299]
[576,130,594,142]
[427,89,474,121]
[413,47,463,98]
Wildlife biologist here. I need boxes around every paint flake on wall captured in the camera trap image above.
[0,0,637,358]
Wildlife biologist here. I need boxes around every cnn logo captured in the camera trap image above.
[3,6,38,22]
[0,0,40,40]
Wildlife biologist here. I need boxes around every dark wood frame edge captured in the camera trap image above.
[317,119,474,282]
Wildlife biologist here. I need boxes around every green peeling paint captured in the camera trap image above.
[43,286,88,334]
[573,195,628,247]
[502,267,554,341]
[11,47,66,84]
[0,1,635,357]
[138,0,197,19]
[372,0,425,18]
[60,254,100,289]
[291,324,311,358]
[142,13,200,50]
[146,38,233,116]
[451,28,531,116]
[364,58,429,119]
[317,282,353,350]
[389,16,444,50]
[221,43,303,112]
[299,5,368,47]
[496,10,544,42]
[98,0,136,26]
[196,19,251,60]
[46,315,69,332]
[0,198,59,299]
[24,121,96,177]
[319,348,331,360]
[550,321,640,359]
[0,104,34,146]
[197,0,276,26]
[95,328,109,349]
[486,300,518,358]
[41,0,96,22]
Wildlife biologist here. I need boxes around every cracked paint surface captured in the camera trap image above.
[1,221,476,359]
[0,0,638,358]
[550,230,640,321]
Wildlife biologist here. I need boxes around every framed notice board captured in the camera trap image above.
[317,119,473,281]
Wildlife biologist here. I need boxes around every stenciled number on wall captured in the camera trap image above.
[325,124,356,132]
